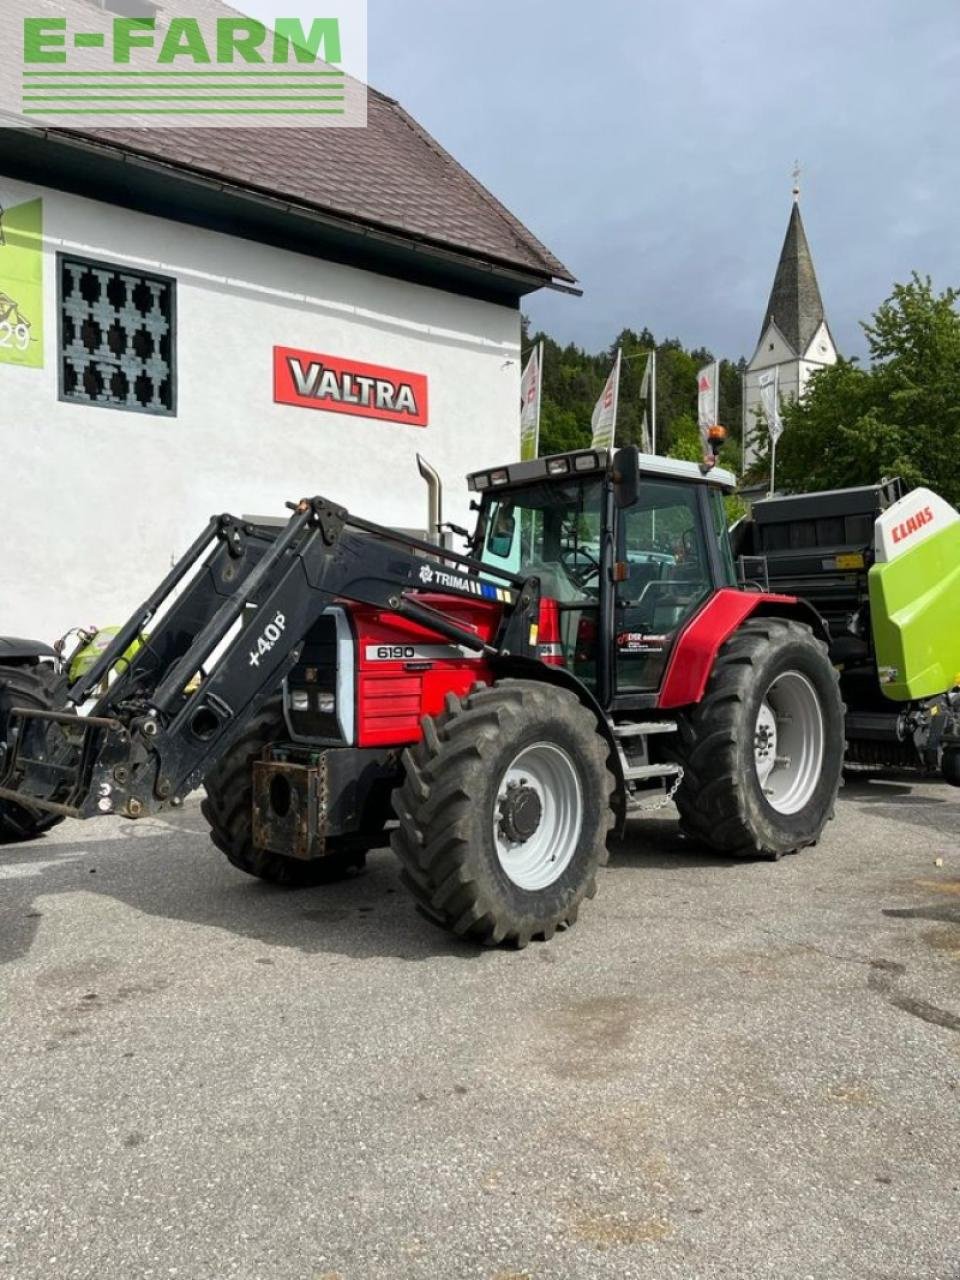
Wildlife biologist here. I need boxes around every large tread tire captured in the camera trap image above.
[201,699,367,886]
[0,662,69,844]
[391,679,616,948]
[670,618,844,859]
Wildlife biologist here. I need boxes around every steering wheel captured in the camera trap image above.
[561,544,600,590]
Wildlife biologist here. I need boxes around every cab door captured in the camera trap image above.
[613,479,717,696]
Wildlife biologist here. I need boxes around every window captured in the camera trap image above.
[711,489,738,586]
[615,479,713,692]
[59,256,176,415]
[480,478,603,604]
[480,478,604,686]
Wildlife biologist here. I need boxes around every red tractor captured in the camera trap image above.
[0,447,843,946]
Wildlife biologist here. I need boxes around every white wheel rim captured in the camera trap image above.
[493,742,583,891]
[753,670,825,815]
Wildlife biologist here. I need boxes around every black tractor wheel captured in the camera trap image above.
[201,699,368,886]
[670,618,844,859]
[391,680,616,947]
[0,662,69,844]
[942,747,960,788]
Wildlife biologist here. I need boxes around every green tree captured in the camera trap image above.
[772,275,960,503]
[522,320,742,467]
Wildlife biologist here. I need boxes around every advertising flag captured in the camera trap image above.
[758,368,783,443]
[639,349,655,452]
[640,410,652,454]
[519,343,542,461]
[590,349,622,450]
[697,360,719,448]
[639,353,652,402]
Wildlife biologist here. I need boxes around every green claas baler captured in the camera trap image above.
[736,479,960,783]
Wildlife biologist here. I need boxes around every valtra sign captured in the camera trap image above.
[274,346,428,427]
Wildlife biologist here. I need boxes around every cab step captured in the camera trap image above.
[612,720,677,738]
[621,761,681,782]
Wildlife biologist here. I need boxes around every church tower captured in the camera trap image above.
[743,182,837,469]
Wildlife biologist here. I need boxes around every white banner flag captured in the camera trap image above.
[639,352,652,402]
[639,350,655,453]
[697,361,719,447]
[758,369,783,443]
[519,343,542,461]
[590,350,622,450]
[640,409,652,454]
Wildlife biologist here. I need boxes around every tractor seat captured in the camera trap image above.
[622,560,662,604]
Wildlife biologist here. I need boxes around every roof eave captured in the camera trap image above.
[20,123,578,296]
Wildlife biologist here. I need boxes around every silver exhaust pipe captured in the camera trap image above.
[417,454,443,545]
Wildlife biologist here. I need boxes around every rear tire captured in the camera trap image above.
[942,747,960,788]
[201,700,367,886]
[670,618,843,858]
[0,663,69,844]
[391,680,616,947]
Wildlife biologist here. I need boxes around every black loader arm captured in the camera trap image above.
[0,497,537,823]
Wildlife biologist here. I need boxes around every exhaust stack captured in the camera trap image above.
[417,454,443,545]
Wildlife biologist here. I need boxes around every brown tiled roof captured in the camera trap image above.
[53,92,574,284]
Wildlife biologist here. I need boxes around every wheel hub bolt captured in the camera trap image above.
[498,782,543,844]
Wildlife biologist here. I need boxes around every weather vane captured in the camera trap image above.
[792,160,801,202]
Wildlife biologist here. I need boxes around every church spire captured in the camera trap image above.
[759,191,827,358]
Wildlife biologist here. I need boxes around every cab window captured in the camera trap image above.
[615,479,712,692]
[480,478,603,604]
[480,478,604,686]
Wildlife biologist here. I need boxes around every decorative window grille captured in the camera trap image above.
[59,256,176,415]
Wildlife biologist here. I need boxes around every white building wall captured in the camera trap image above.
[746,321,797,373]
[742,321,837,471]
[0,175,522,641]
[802,320,837,367]
[743,361,801,467]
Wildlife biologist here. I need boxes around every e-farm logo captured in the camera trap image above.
[9,0,366,129]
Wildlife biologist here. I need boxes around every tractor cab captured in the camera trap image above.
[467,448,739,707]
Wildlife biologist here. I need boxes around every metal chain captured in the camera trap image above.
[633,765,685,814]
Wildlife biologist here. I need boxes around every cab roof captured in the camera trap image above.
[467,449,738,494]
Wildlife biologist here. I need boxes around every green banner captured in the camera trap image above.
[0,198,43,368]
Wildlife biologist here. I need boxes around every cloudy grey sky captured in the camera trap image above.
[367,0,960,363]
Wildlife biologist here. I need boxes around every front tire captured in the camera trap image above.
[391,680,616,947]
[670,618,843,858]
[201,700,367,886]
[0,663,69,844]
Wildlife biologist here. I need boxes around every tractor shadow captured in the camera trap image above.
[607,812,743,871]
[841,770,944,802]
[0,819,480,968]
[841,771,960,834]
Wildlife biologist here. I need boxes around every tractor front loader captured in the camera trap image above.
[0,447,844,946]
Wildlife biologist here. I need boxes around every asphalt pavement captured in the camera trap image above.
[1,773,959,1280]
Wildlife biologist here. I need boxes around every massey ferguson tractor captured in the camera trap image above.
[0,447,846,946]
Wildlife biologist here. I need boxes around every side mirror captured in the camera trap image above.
[612,446,640,509]
[486,508,516,559]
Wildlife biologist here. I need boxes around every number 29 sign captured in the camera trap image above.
[0,197,43,370]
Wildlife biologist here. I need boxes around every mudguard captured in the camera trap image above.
[657,589,828,710]
[0,636,56,663]
[869,488,960,701]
